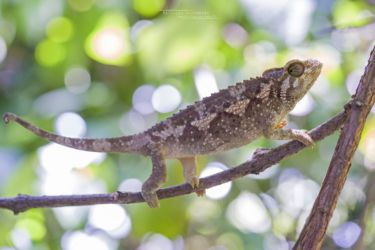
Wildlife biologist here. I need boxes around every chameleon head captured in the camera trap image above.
[263,59,323,102]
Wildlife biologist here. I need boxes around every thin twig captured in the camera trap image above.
[294,45,375,250]
[0,110,347,214]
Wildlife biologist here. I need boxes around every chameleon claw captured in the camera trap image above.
[305,137,315,147]
[189,177,205,197]
[190,176,200,188]
[142,191,160,208]
[294,130,314,147]
[195,189,206,197]
[111,191,120,201]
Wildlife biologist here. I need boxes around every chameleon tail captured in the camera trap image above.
[3,112,139,153]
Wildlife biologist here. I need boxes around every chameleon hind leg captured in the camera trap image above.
[179,157,205,196]
[142,146,167,208]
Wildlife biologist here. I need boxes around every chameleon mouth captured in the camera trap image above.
[302,59,323,91]
[306,59,323,73]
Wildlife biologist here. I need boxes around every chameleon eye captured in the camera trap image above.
[287,62,305,77]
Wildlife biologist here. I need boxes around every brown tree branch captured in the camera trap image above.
[294,45,375,249]
[0,110,347,214]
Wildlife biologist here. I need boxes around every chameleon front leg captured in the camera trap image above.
[264,126,314,146]
[142,146,167,208]
[179,157,205,196]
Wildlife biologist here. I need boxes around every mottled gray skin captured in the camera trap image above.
[3,59,322,208]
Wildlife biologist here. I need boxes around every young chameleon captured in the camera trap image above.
[3,59,322,208]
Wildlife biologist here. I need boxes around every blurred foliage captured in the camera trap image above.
[1,0,375,249]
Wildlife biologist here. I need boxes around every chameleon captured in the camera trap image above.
[3,59,322,208]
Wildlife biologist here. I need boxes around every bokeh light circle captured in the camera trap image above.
[151,85,181,113]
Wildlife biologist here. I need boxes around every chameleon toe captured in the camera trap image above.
[189,176,199,189]
[195,189,206,197]
[188,177,205,197]
[142,192,160,208]
[295,130,314,146]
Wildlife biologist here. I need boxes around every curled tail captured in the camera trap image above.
[3,112,143,153]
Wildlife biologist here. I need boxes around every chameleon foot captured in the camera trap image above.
[189,176,205,196]
[293,130,314,146]
[141,147,166,208]
[141,191,160,208]
[265,128,314,147]
[179,157,205,196]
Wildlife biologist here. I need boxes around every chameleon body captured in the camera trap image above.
[3,59,322,208]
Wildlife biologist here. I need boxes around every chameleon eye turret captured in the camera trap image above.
[3,59,322,208]
[287,61,305,77]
